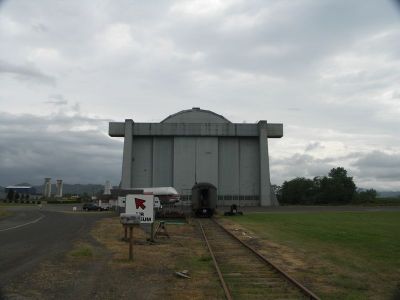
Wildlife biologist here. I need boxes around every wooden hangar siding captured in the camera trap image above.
[109,109,283,207]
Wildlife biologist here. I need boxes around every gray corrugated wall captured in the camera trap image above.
[195,137,218,187]
[218,138,240,195]
[239,138,260,196]
[131,137,153,187]
[152,137,173,186]
[131,135,260,203]
[173,137,196,195]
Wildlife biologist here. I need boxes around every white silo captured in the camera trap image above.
[44,178,51,198]
[56,179,63,198]
[104,180,111,195]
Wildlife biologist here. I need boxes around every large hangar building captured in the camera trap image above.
[109,108,283,206]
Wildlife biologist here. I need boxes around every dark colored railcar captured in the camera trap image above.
[192,182,217,217]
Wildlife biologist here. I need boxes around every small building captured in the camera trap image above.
[4,186,40,200]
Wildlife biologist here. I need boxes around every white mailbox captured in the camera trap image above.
[120,213,140,225]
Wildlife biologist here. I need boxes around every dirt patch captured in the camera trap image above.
[3,217,224,299]
[3,234,112,300]
[91,217,224,299]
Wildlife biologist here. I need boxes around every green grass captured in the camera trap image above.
[225,211,400,299]
[0,202,36,206]
[0,208,11,218]
[175,254,214,273]
[198,255,212,262]
[69,244,94,258]
[353,197,400,206]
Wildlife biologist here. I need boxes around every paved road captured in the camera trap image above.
[0,205,111,292]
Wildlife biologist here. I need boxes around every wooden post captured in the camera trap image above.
[129,226,133,260]
[150,223,154,242]
[124,225,128,241]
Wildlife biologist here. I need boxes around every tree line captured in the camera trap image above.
[275,167,377,205]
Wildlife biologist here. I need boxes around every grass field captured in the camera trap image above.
[0,207,11,218]
[224,211,400,299]
[0,202,36,207]
[355,197,400,206]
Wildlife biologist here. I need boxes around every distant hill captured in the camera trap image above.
[33,184,104,196]
[377,191,400,198]
[14,182,32,187]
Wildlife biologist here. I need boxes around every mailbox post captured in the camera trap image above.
[120,213,140,260]
[129,227,133,260]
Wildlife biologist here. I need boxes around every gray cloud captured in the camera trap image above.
[31,23,47,33]
[0,60,55,85]
[305,142,323,152]
[0,110,122,186]
[270,149,400,191]
[352,150,400,180]
[166,0,399,78]
[45,94,68,105]
[271,153,336,181]
[0,0,399,191]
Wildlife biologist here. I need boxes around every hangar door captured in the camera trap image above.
[173,137,218,195]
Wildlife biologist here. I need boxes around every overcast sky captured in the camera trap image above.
[0,0,399,190]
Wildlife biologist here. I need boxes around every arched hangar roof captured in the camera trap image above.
[161,107,231,124]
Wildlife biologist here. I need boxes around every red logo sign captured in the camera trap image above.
[135,198,146,210]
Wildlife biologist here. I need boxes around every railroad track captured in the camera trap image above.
[198,218,320,300]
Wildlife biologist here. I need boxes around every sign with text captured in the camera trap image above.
[125,194,154,223]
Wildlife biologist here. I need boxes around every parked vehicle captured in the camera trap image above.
[83,203,104,211]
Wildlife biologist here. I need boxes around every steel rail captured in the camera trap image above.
[198,220,233,300]
[211,217,321,300]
